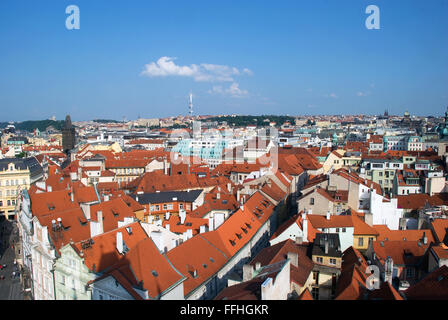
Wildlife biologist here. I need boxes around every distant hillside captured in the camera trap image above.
[207,115,296,127]
[93,119,121,123]
[0,120,66,132]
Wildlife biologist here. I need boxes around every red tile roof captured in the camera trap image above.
[372,240,429,266]
[89,198,136,232]
[72,221,148,272]
[404,265,448,300]
[297,288,314,300]
[162,215,208,235]
[200,192,275,258]
[432,219,448,244]
[107,237,186,299]
[166,235,228,297]
[30,190,80,217]
[250,239,314,287]
[373,225,435,243]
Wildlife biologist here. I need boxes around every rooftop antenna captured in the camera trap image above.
[189,91,193,117]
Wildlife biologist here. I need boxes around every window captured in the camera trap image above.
[329,258,336,265]
[180,203,184,209]
[163,204,167,210]
[342,228,346,233]
[358,237,364,247]
[61,275,66,285]
[406,268,414,279]
[336,228,340,233]
[167,204,173,210]
[316,257,323,264]
[155,205,160,211]
[310,198,315,205]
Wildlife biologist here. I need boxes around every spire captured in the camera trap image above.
[188,91,193,117]
[65,115,72,129]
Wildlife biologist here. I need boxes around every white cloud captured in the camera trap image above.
[141,57,251,83]
[227,82,248,97]
[243,68,253,76]
[209,82,248,98]
[357,91,371,97]
[329,93,338,99]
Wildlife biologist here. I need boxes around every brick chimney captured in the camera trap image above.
[287,252,298,268]
[116,231,123,254]
[243,264,254,281]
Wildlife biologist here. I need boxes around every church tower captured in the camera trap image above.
[62,115,76,154]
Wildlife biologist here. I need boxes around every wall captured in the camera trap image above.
[54,245,95,300]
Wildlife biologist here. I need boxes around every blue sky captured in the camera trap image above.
[0,0,447,121]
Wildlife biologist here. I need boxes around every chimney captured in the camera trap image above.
[165,224,170,231]
[302,215,308,242]
[51,219,56,231]
[186,228,193,240]
[47,185,52,192]
[295,236,303,245]
[243,264,254,281]
[70,188,74,202]
[200,225,206,233]
[97,211,103,234]
[237,189,241,202]
[422,232,427,245]
[384,256,394,284]
[104,195,110,202]
[151,231,164,252]
[326,211,331,220]
[255,262,262,270]
[227,183,231,192]
[135,196,139,202]
[57,217,62,228]
[216,192,220,200]
[324,238,329,255]
[261,277,273,301]
[208,217,214,231]
[116,232,123,254]
[81,203,91,220]
[179,210,186,224]
[165,212,170,220]
[287,252,299,268]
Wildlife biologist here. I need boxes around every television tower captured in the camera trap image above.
[188,91,193,117]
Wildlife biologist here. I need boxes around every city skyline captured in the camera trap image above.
[0,0,447,121]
